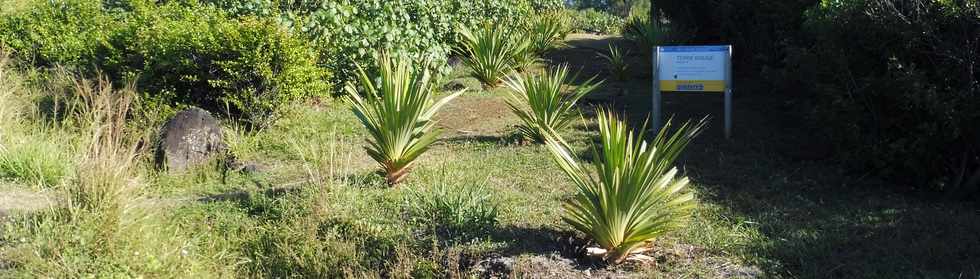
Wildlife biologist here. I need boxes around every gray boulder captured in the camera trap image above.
[155,107,227,172]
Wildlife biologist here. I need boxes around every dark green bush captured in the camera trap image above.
[0,0,560,126]
[798,0,980,195]
[657,0,980,196]
[657,0,819,76]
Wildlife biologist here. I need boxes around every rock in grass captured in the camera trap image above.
[155,107,227,172]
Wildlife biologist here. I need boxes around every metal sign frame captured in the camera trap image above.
[652,45,733,138]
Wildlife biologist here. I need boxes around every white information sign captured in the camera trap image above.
[652,45,734,138]
[657,46,730,92]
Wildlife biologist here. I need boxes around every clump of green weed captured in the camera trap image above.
[0,137,70,187]
[0,51,74,187]
[406,177,499,243]
[208,184,417,277]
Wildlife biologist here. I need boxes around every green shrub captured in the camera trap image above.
[0,0,330,129]
[573,0,648,16]
[567,8,624,34]
[406,180,499,242]
[526,11,572,56]
[126,2,329,129]
[544,109,705,264]
[0,0,121,70]
[227,0,563,90]
[597,44,629,81]
[529,0,565,11]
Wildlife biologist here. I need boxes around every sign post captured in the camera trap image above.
[651,45,733,138]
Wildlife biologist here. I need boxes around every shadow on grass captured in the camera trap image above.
[538,37,980,277]
[197,185,306,208]
[612,81,980,278]
[486,225,603,270]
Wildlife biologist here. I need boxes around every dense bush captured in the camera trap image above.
[0,0,563,126]
[126,1,329,128]
[0,0,330,128]
[797,0,980,195]
[657,0,819,75]
[571,0,648,17]
[657,0,980,196]
[0,0,121,70]
[567,8,624,34]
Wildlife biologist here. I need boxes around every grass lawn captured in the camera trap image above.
[1,34,979,278]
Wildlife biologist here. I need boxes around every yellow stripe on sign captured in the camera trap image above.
[660,80,726,92]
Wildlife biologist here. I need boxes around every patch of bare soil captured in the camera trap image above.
[0,187,57,218]
[472,242,761,279]
[435,95,518,140]
[474,252,632,279]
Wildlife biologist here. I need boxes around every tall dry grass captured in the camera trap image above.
[65,75,139,215]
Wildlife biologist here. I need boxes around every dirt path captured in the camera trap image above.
[0,185,57,218]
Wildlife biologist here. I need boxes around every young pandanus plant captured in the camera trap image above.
[346,53,463,185]
[502,64,601,143]
[457,23,519,87]
[544,108,706,264]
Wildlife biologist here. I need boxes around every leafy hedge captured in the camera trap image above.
[567,8,624,34]
[0,0,562,127]
[201,0,563,88]
[0,0,329,128]
[126,2,329,128]
[0,0,119,70]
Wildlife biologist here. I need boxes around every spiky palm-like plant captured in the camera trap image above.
[502,64,601,143]
[457,23,518,87]
[623,16,669,55]
[511,39,540,72]
[346,53,463,185]
[597,44,630,81]
[527,12,571,56]
[544,109,706,264]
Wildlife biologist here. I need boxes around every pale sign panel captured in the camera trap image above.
[658,46,730,92]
